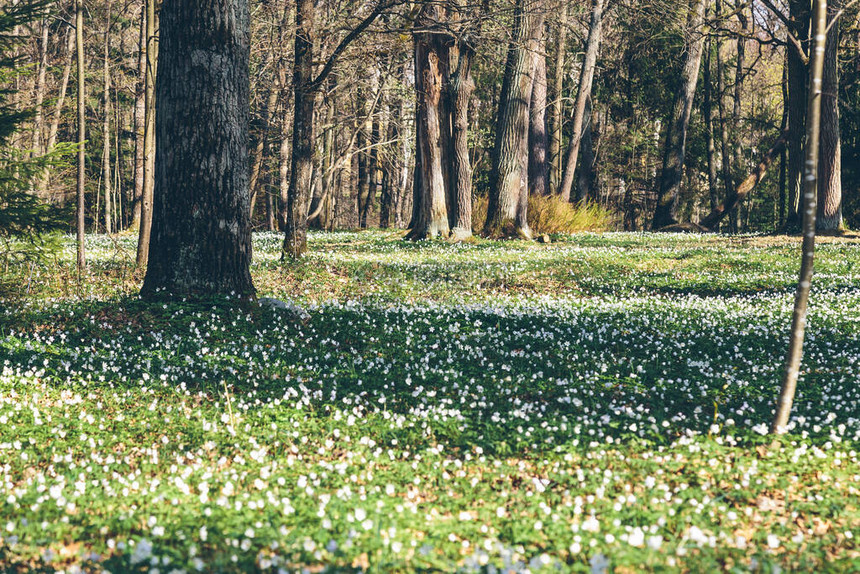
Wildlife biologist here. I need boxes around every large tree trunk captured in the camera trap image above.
[407,4,451,240]
[448,6,476,241]
[785,0,810,231]
[282,0,315,258]
[652,0,707,229]
[132,2,146,228]
[558,0,604,202]
[136,0,157,266]
[817,0,842,230]
[548,1,569,195]
[75,0,86,271]
[141,0,255,297]
[528,35,549,198]
[484,0,544,239]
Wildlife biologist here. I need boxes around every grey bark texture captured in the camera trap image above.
[652,0,707,229]
[558,0,604,202]
[141,0,255,298]
[484,0,544,239]
[408,3,452,240]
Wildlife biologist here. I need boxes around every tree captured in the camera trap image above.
[558,0,605,203]
[407,0,480,241]
[75,0,85,270]
[136,0,157,266]
[0,0,67,270]
[651,0,707,229]
[772,0,827,436]
[817,0,842,230]
[484,0,544,239]
[282,0,397,258]
[140,0,255,298]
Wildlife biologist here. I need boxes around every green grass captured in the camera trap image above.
[1,231,859,572]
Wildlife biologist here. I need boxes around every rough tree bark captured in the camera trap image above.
[558,0,604,202]
[652,0,707,229]
[408,3,451,240]
[141,0,255,298]
[817,0,842,230]
[484,0,544,239]
[528,35,549,198]
[448,0,478,241]
[771,0,827,437]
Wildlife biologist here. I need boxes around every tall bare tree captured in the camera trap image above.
[558,0,605,202]
[772,0,827,436]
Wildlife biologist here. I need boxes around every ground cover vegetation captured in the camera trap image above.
[1,232,859,573]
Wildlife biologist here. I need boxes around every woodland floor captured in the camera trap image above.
[1,231,859,573]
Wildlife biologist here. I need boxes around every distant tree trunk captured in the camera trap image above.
[448,3,477,241]
[715,0,734,224]
[136,0,157,267]
[817,0,842,230]
[528,35,549,198]
[102,1,113,235]
[548,1,569,195]
[141,0,255,298]
[652,0,707,229]
[484,0,544,239]
[728,6,748,232]
[785,0,810,231]
[132,2,146,228]
[282,0,316,258]
[703,32,719,211]
[772,0,826,437]
[248,76,280,221]
[558,0,604,202]
[75,0,86,270]
[310,89,337,230]
[576,96,597,202]
[31,15,49,157]
[408,3,451,240]
[38,25,72,198]
[282,0,392,255]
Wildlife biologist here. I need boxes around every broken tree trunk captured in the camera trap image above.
[699,131,790,230]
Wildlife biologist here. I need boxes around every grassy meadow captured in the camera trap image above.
[1,231,859,573]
